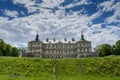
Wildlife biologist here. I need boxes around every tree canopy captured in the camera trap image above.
[94,40,120,57]
[0,39,19,57]
[114,40,120,55]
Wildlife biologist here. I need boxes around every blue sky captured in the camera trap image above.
[0,0,120,48]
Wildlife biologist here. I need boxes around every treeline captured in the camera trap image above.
[0,39,19,57]
[94,40,120,57]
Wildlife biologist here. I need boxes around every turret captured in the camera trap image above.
[80,33,85,41]
[35,31,39,41]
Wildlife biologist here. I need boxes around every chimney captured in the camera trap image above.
[72,38,75,41]
[53,38,56,42]
[46,38,49,42]
[69,41,71,43]
[64,38,67,42]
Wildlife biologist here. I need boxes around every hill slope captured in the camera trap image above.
[0,56,120,80]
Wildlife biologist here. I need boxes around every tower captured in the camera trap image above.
[76,32,92,58]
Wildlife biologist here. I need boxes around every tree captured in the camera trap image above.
[94,44,112,57]
[0,39,3,56]
[5,44,12,56]
[1,43,7,56]
[0,39,19,57]
[11,47,19,56]
[0,39,5,56]
[113,40,120,55]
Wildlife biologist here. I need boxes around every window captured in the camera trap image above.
[77,44,80,47]
[40,43,42,47]
[89,43,91,47]
[67,50,69,54]
[82,49,84,52]
[81,44,83,47]
[54,50,56,53]
[46,45,49,48]
[85,48,88,52]
[63,44,64,48]
[66,50,67,54]
[64,45,67,48]
[89,48,91,52]
[84,43,86,47]
[71,50,73,54]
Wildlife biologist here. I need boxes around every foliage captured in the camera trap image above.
[94,40,120,56]
[0,39,19,57]
[112,40,120,55]
[94,44,112,57]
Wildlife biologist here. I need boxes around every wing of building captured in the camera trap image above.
[21,33,97,58]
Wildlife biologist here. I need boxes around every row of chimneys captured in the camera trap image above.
[46,38,75,42]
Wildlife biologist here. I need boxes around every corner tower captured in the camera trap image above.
[27,31,43,58]
[76,33,92,58]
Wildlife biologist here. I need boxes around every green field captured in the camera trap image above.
[0,56,120,80]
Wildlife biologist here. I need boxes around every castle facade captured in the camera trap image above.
[22,33,95,58]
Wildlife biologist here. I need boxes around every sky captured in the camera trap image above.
[0,0,120,49]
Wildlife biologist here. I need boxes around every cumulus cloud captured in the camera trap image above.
[98,0,114,12]
[12,0,38,13]
[4,10,19,18]
[105,3,120,24]
[40,0,64,8]
[59,0,91,9]
[91,24,120,48]
[98,0,120,24]
[0,0,119,48]
[12,0,90,13]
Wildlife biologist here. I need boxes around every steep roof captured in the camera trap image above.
[43,39,76,44]
[78,34,91,42]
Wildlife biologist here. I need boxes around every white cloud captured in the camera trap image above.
[12,0,90,13]
[0,9,92,47]
[0,0,119,48]
[12,0,37,13]
[0,17,9,23]
[60,0,91,9]
[89,11,102,21]
[98,0,114,12]
[91,25,120,48]
[41,0,64,8]
[4,10,19,18]
[12,0,65,13]
[105,2,120,24]
[98,0,120,24]
[91,24,102,31]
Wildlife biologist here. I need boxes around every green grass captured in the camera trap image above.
[0,56,120,80]
[0,75,120,80]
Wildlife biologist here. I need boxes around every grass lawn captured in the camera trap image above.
[0,56,120,80]
[0,75,120,80]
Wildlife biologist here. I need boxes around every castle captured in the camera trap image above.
[22,33,96,58]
